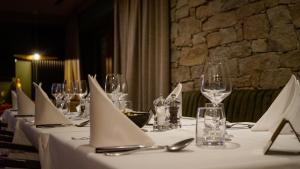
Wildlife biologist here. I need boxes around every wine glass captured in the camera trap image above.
[51,83,63,108]
[201,56,232,106]
[200,56,232,145]
[105,74,120,102]
[119,74,128,101]
[74,80,88,115]
[63,81,75,113]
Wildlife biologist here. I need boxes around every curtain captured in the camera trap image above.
[64,16,81,82]
[114,0,170,111]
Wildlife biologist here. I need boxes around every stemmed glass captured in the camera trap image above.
[200,56,232,145]
[74,80,88,115]
[118,74,128,101]
[201,56,232,106]
[105,74,121,103]
[63,81,75,113]
[51,83,63,108]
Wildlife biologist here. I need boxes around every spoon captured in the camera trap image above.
[104,138,194,156]
[75,120,89,127]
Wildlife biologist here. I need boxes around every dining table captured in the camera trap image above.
[2,109,300,169]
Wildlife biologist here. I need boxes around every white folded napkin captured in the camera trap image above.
[252,75,300,133]
[166,83,182,116]
[88,75,154,147]
[11,90,18,110]
[16,88,35,115]
[33,83,72,125]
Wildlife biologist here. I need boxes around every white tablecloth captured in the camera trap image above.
[2,110,300,169]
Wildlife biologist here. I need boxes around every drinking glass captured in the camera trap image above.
[119,74,128,101]
[51,83,63,108]
[63,81,75,113]
[201,56,232,106]
[105,74,121,103]
[196,107,226,146]
[74,80,88,115]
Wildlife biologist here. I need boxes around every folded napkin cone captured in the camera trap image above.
[88,75,154,147]
[252,75,300,133]
[34,83,72,125]
[11,90,18,110]
[16,88,35,115]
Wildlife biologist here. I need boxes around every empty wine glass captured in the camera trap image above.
[51,83,63,108]
[105,73,120,102]
[119,74,128,101]
[201,56,232,106]
[63,81,75,113]
[74,80,88,115]
[200,56,232,145]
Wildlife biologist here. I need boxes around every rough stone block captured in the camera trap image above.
[196,0,223,19]
[267,6,292,26]
[231,76,252,88]
[207,27,237,48]
[252,39,268,52]
[221,0,248,11]
[244,14,270,40]
[236,1,265,19]
[192,32,207,44]
[175,34,193,46]
[171,47,181,62]
[268,24,298,52]
[230,41,252,58]
[191,65,204,79]
[177,0,188,8]
[171,8,176,22]
[182,81,194,92]
[194,78,201,90]
[179,44,208,66]
[259,69,292,88]
[171,0,177,8]
[171,23,178,40]
[189,0,207,7]
[227,58,239,77]
[280,50,300,68]
[171,66,191,83]
[209,46,231,58]
[203,11,237,31]
[176,5,190,20]
[239,52,280,75]
[178,17,201,35]
[289,2,300,28]
[264,0,279,8]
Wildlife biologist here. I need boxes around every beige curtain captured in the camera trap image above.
[114,0,169,111]
[64,16,81,82]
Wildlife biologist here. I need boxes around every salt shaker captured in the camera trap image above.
[153,96,169,131]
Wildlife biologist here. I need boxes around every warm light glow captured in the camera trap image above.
[33,53,41,60]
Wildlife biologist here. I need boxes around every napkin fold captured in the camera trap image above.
[88,75,154,147]
[33,83,72,126]
[11,90,18,110]
[166,83,182,116]
[252,75,300,133]
[16,88,35,115]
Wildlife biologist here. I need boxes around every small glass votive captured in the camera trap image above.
[196,106,226,146]
[153,96,169,132]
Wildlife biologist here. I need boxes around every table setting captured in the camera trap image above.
[1,56,300,169]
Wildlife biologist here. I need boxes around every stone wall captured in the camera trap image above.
[170,0,300,91]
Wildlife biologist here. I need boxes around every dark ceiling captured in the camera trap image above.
[0,0,95,25]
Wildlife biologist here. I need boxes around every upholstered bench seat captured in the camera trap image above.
[182,89,281,122]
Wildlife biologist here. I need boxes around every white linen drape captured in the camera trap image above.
[114,0,170,111]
